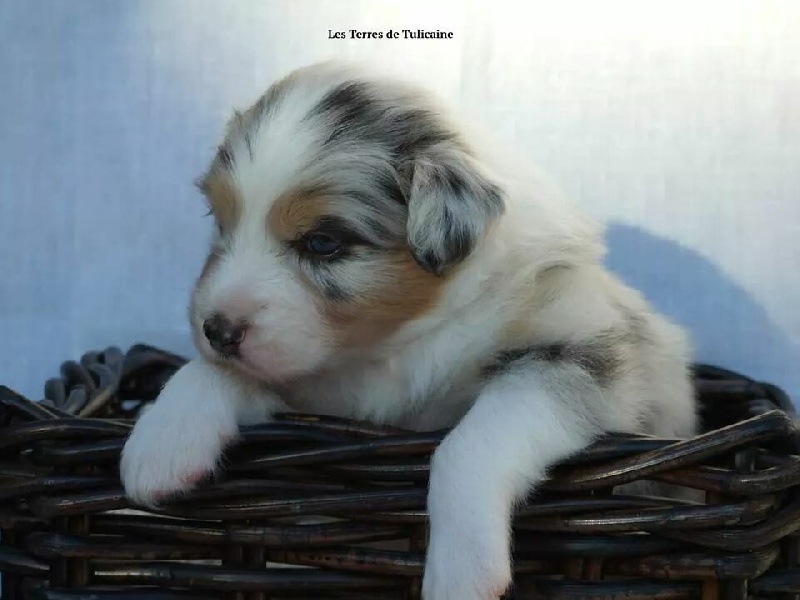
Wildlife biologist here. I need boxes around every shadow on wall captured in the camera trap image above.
[604,222,800,405]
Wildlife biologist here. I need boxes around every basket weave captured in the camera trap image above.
[1,344,799,600]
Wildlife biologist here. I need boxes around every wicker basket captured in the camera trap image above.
[1,345,799,600]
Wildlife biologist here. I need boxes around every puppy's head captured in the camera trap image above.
[191,62,505,382]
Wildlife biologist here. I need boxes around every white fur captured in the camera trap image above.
[193,228,333,380]
[121,62,697,600]
[120,357,285,507]
[423,372,600,599]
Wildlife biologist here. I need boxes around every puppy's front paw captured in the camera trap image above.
[120,387,238,508]
[422,528,512,600]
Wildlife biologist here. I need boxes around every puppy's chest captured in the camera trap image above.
[284,355,484,430]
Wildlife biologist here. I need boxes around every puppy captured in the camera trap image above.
[121,61,697,599]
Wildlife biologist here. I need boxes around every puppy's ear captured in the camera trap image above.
[405,146,505,275]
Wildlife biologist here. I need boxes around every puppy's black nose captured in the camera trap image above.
[203,314,247,357]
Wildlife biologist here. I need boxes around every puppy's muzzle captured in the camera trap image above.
[203,314,247,357]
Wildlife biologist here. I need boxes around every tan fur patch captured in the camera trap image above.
[268,190,330,241]
[268,190,443,346]
[201,170,241,232]
[322,249,445,346]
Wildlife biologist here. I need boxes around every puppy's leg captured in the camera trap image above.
[422,364,605,600]
[120,358,282,507]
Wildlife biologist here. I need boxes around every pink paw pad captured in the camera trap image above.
[181,469,211,486]
[146,470,211,505]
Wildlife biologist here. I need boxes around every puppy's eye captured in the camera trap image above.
[305,233,343,257]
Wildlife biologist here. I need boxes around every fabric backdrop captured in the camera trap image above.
[1,0,798,405]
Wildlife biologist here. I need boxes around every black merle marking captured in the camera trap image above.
[342,189,406,230]
[309,81,458,162]
[314,82,382,147]
[410,204,474,274]
[312,266,351,302]
[308,215,384,249]
[375,171,408,206]
[407,154,505,275]
[216,145,234,170]
[252,77,293,125]
[485,334,625,387]
[411,249,443,274]
[390,108,461,159]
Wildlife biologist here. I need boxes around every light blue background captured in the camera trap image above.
[1,1,798,404]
